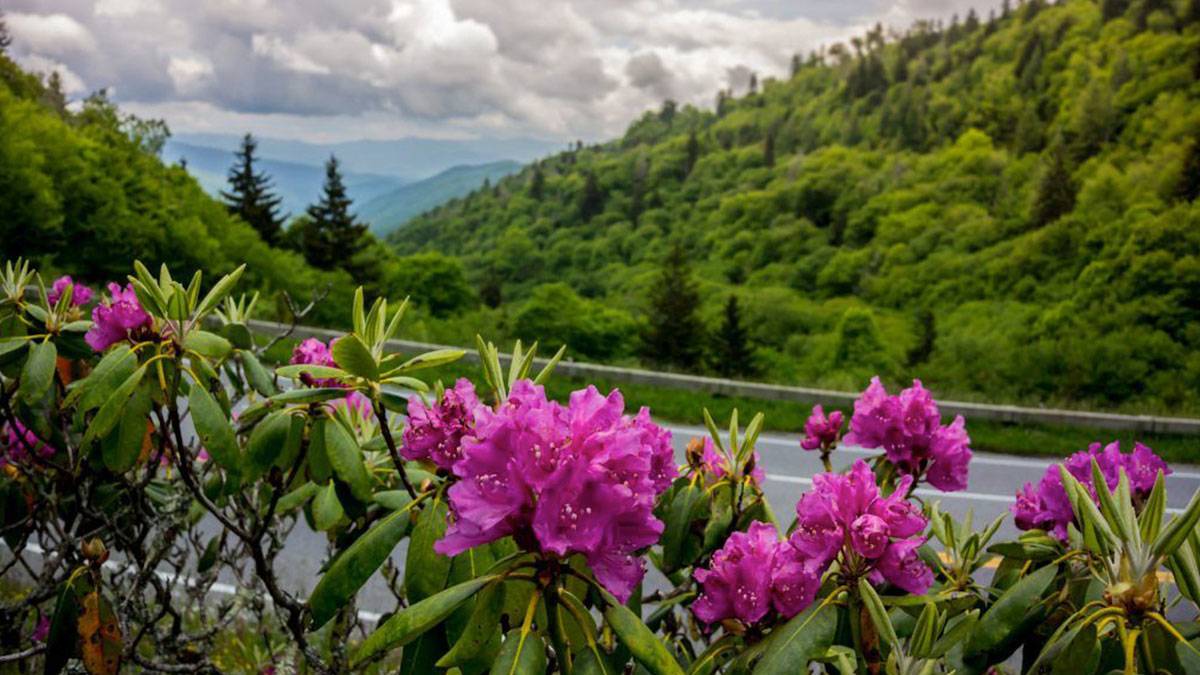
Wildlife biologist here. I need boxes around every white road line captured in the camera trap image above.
[11,542,384,624]
[762,473,1185,515]
[663,424,1200,480]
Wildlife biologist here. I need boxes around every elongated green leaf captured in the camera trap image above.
[489,627,547,675]
[963,563,1058,657]
[603,598,685,675]
[331,334,378,380]
[183,330,232,360]
[189,381,240,474]
[384,348,466,377]
[1139,470,1167,544]
[437,582,504,668]
[101,388,152,473]
[661,484,704,572]
[752,600,837,674]
[82,364,147,447]
[324,421,373,502]
[406,498,452,603]
[352,575,499,666]
[0,337,28,358]
[313,481,344,531]
[268,387,347,404]
[194,264,245,318]
[245,411,292,481]
[928,609,977,657]
[309,504,414,628]
[19,339,56,403]
[276,482,319,514]
[1154,486,1200,558]
[858,580,898,648]
[909,602,939,658]
[307,418,332,483]
[44,568,87,675]
[239,350,277,396]
[274,364,348,380]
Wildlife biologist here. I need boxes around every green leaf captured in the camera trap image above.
[44,568,87,675]
[406,498,452,603]
[324,420,374,503]
[1050,623,1100,675]
[183,330,232,361]
[268,387,347,404]
[19,339,56,403]
[331,334,378,380]
[1154,485,1200,559]
[399,630,447,675]
[908,602,939,658]
[857,579,898,648]
[603,597,685,675]
[489,627,548,675]
[276,482,319,514]
[661,484,705,572]
[752,600,837,674]
[309,504,414,628]
[437,582,504,668]
[82,364,147,447]
[239,350,277,396]
[307,418,332,483]
[245,411,293,481]
[352,575,499,666]
[274,364,348,380]
[385,348,466,376]
[101,387,152,473]
[963,563,1058,658]
[928,609,977,658]
[189,381,240,475]
[0,337,28,358]
[194,264,245,318]
[1139,470,1167,544]
[313,481,344,531]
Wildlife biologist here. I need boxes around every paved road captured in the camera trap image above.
[232,421,1200,619]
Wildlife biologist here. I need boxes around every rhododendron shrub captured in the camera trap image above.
[7,257,1200,675]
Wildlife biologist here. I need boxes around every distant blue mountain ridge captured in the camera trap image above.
[163,134,551,232]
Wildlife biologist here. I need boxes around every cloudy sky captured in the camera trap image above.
[5,0,994,144]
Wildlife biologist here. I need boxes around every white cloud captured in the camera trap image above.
[2,0,1003,143]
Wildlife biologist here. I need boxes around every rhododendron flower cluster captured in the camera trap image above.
[1,421,57,467]
[791,460,933,594]
[290,338,340,387]
[403,379,484,471]
[435,381,676,601]
[692,436,764,486]
[692,521,820,625]
[85,283,153,352]
[844,377,972,492]
[1011,441,1170,541]
[48,275,94,307]
[800,404,843,452]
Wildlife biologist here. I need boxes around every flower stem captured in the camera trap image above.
[544,581,572,674]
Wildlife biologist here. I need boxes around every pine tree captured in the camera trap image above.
[790,54,802,78]
[529,164,545,200]
[763,130,776,168]
[221,134,285,246]
[641,244,703,369]
[1178,134,1200,203]
[299,155,368,271]
[578,170,604,221]
[748,73,758,94]
[711,295,755,377]
[1031,137,1077,227]
[43,72,67,114]
[906,308,937,367]
[683,130,699,178]
[0,11,11,54]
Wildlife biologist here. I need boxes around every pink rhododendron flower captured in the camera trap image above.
[402,379,484,471]
[289,338,341,387]
[1011,441,1170,541]
[692,521,820,625]
[85,283,153,352]
[790,460,932,594]
[0,420,58,467]
[47,275,94,307]
[697,436,765,486]
[844,377,971,492]
[435,381,675,602]
[31,614,50,643]
[800,405,843,452]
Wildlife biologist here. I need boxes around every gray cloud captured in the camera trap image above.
[4,0,1001,142]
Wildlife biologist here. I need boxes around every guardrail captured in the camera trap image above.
[244,318,1200,435]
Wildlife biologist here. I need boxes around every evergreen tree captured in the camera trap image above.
[790,54,802,78]
[906,308,937,367]
[298,155,368,271]
[1178,134,1200,203]
[221,134,285,246]
[529,164,545,200]
[683,130,700,178]
[748,73,758,94]
[1031,137,1077,227]
[578,170,604,221]
[641,244,703,369]
[711,295,755,377]
[763,130,776,168]
[42,72,67,114]
[0,11,11,54]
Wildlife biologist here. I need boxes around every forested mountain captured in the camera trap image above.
[359,161,522,235]
[391,0,1200,414]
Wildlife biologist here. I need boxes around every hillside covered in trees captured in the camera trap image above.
[391,0,1200,414]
